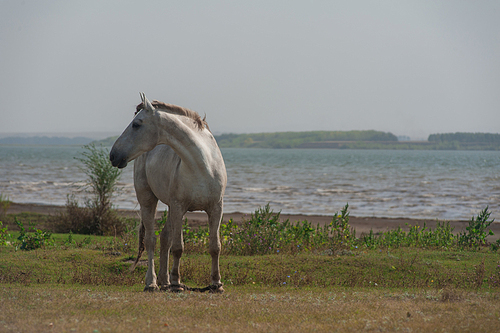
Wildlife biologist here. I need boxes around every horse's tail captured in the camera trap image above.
[129,222,146,272]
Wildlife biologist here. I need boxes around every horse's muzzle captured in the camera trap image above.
[109,150,128,169]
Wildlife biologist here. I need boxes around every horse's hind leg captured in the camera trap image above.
[158,211,172,290]
[167,203,185,291]
[207,202,224,293]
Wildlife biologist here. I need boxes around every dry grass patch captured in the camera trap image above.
[1,284,499,332]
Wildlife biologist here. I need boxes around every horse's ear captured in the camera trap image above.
[139,92,154,112]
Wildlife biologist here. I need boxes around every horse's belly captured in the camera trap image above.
[141,145,225,211]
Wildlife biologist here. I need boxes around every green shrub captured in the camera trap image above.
[61,194,124,236]
[458,207,495,249]
[62,144,124,236]
[490,239,500,252]
[360,229,378,249]
[427,221,456,248]
[0,194,11,217]
[222,204,331,255]
[225,204,282,255]
[328,204,355,251]
[15,218,53,251]
[183,219,210,253]
[0,221,9,246]
[77,144,122,211]
[369,221,456,249]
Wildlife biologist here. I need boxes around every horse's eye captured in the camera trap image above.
[132,122,141,129]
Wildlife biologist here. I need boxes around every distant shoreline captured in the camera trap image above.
[214,131,500,150]
[2,142,499,151]
[2,129,500,150]
[292,141,500,150]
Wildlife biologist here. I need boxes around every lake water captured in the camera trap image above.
[1,145,499,221]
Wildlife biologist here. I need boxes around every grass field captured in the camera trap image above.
[1,207,500,332]
[2,283,500,332]
[1,241,500,332]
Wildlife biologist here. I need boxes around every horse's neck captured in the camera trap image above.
[157,113,211,172]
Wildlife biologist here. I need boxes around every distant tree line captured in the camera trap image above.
[0,136,93,145]
[428,132,500,143]
[92,136,119,146]
[4,131,500,151]
[215,130,398,149]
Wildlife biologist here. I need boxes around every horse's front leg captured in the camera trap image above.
[141,202,159,292]
[207,202,224,293]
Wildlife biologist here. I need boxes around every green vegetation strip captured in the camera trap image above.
[1,204,499,290]
[1,241,499,290]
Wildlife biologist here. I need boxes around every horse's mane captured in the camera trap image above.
[136,100,208,131]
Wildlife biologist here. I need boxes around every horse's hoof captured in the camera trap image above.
[159,284,170,292]
[169,284,184,293]
[143,285,159,292]
[209,284,224,294]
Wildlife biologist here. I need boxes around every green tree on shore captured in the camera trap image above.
[63,144,124,235]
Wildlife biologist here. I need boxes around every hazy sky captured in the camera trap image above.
[1,1,499,139]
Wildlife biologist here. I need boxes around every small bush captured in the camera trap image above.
[61,144,125,236]
[76,143,122,212]
[369,221,456,249]
[183,220,210,253]
[490,239,500,252]
[0,221,9,246]
[220,204,327,255]
[329,203,355,251]
[458,207,495,249]
[0,194,11,217]
[61,195,125,236]
[227,204,283,255]
[15,218,53,251]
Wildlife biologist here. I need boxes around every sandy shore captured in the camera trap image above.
[6,202,500,241]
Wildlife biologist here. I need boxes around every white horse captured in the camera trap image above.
[110,93,227,292]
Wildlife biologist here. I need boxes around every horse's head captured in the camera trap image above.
[110,93,160,168]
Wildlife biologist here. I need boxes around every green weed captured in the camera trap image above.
[368,221,456,250]
[328,204,355,252]
[180,204,498,255]
[458,206,495,249]
[218,204,336,255]
[490,239,500,252]
[14,218,53,251]
[0,194,10,217]
[0,221,9,246]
